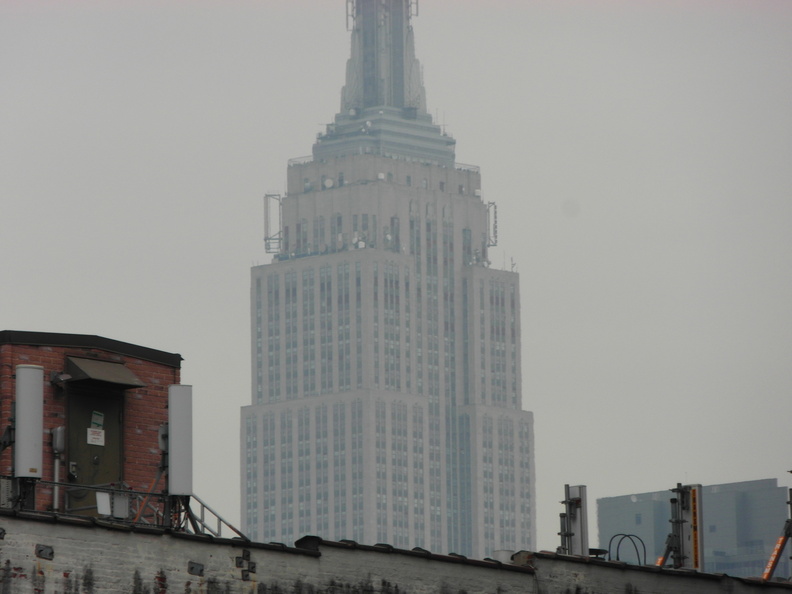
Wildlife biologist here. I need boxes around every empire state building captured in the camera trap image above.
[242,0,535,559]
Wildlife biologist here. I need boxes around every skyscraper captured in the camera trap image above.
[242,0,535,559]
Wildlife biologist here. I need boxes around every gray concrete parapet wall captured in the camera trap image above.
[0,511,790,593]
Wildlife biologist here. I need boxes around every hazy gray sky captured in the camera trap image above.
[2,0,791,551]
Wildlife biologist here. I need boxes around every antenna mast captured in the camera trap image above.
[346,0,355,31]
[487,202,498,247]
[263,193,283,254]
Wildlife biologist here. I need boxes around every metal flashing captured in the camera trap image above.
[65,356,145,389]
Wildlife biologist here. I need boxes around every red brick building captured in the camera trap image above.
[0,330,181,513]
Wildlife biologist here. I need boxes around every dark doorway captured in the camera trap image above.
[65,383,124,515]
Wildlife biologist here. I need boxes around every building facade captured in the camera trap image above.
[597,479,791,579]
[242,0,535,559]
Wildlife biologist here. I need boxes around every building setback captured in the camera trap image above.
[242,0,535,558]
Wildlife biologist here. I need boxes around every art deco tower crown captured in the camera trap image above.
[314,0,455,166]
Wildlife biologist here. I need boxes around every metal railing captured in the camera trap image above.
[171,492,248,541]
[4,478,247,541]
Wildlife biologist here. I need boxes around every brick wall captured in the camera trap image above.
[0,337,180,512]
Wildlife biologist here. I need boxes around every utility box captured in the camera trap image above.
[168,384,193,496]
[14,365,44,479]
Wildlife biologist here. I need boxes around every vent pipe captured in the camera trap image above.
[14,365,44,478]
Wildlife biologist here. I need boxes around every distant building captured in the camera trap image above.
[241,0,535,558]
[597,479,791,578]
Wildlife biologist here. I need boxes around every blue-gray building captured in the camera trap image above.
[598,479,790,578]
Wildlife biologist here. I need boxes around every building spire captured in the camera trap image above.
[341,0,426,113]
[313,0,455,167]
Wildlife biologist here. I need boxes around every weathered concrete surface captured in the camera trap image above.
[1,512,790,593]
[0,512,534,593]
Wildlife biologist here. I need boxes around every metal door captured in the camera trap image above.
[66,383,124,515]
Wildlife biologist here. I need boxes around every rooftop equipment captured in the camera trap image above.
[558,484,589,556]
[656,483,704,570]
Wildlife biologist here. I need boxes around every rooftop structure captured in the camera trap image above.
[0,330,181,515]
[0,330,239,539]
